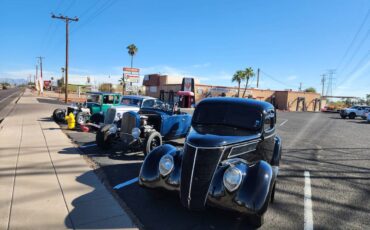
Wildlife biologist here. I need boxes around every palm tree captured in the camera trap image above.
[119,75,126,95]
[126,44,138,68]
[242,67,255,98]
[232,70,245,97]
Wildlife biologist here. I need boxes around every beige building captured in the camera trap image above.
[143,74,325,112]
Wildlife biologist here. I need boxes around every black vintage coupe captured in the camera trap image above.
[139,97,282,227]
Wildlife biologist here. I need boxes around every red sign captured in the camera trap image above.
[123,67,140,72]
[124,74,139,78]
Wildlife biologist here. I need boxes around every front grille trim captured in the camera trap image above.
[183,142,225,209]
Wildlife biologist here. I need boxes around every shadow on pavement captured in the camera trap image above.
[65,169,137,229]
[98,163,261,230]
[37,98,66,105]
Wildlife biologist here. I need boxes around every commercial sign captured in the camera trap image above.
[123,67,140,72]
[123,73,139,83]
[126,85,139,92]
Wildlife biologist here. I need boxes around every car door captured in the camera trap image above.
[161,112,192,139]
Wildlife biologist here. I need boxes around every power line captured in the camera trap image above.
[337,29,370,77]
[70,0,118,34]
[41,0,65,52]
[335,51,370,88]
[260,70,296,88]
[336,9,370,71]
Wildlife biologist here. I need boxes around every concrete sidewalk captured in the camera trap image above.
[0,89,137,229]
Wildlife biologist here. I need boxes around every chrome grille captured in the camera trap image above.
[180,143,224,210]
[121,112,137,134]
[104,108,116,124]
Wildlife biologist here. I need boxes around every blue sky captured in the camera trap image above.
[0,0,369,97]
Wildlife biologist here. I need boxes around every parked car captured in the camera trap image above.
[339,105,370,119]
[96,98,192,155]
[139,98,282,227]
[52,92,121,124]
[366,111,370,123]
[100,95,158,127]
[360,108,370,120]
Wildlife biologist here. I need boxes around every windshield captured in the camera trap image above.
[87,94,100,104]
[193,103,262,131]
[120,97,142,107]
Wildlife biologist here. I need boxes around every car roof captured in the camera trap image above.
[197,97,275,113]
[120,95,156,100]
[86,91,121,95]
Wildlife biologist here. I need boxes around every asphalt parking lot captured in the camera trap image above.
[61,111,370,229]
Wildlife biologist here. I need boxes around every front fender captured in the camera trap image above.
[139,144,182,191]
[208,159,275,215]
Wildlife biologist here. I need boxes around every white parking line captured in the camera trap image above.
[279,119,288,127]
[79,143,97,148]
[0,91,19,104]
[304,171,314,230]
[113,177,139,190]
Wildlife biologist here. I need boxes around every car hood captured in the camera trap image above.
[114,106,140,112]
[186,127,261,147]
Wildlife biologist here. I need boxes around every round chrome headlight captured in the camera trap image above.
[159,154,174,176]
[223,166,243,192]
[131,127,141,139]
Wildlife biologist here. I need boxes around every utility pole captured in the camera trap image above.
[52,14,79,103]
[326,69,336,97]
[36,57,44,94]
[35,64,38,84]
[321,74,326,96]
[256,68,260,88]
[299,82,302,91]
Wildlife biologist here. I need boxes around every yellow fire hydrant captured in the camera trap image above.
[65,112,76,129]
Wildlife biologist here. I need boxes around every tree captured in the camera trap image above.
[232,70,245,97]
[127,44,138,68]
[242,67,255,98]
[366,94,370,105]
[119,75,126,95]
[304,87,317,93]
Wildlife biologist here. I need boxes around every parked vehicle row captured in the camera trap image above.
[339,105,370,119]
[96,95,192,155]
[52,93,282,227]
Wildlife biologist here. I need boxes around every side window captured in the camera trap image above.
[142,99,154,108]
[103,95,114,104]
[155,100,164,108]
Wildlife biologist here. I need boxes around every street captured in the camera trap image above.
[63,111,370,229]
[0,88,23,120]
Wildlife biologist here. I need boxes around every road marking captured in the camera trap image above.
[113,177,139,190]
[0,91,19,104]
[304,171,314,230]
[279,119,288,127]
[79,143,97,148]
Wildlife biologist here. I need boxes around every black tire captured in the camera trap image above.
[90,113,104,124]
[53,109,65,122]
[76,112,88,125]
[96,129,113,149]
[270,182,276,203]
[248,214,265,228]
[340,115,346,119]
[348,113,356,119]
[143,131,162,156]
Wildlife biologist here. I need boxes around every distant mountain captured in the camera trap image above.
[0,78,28,85]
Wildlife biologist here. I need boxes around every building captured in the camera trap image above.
[143,74,325,112]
